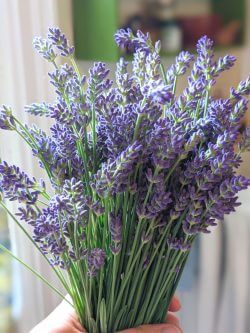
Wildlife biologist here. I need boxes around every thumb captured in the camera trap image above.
[119,323,182,333]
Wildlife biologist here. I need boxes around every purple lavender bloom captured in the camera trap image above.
[86,62,111,105]
[165,51,194,86]
[167,237,191,252]
[47,27,74,57]
[196,35,214,61]
[33,37,57,62]
[49,64,75,94]
[94,141,143,196]
[87,248,106,276]
[51,123,77,159]
[145,173,172,218]
[115,29,154,54]
[116,58,133,101]
[145,84,172,105]
[86,197,105,216]
[0,161,44,204]
[109,213,122,243]
[16,205,39,226]
[213,55,236,77]
[230,77,250,99]
[0,105,15,130]
[25,103,50,117]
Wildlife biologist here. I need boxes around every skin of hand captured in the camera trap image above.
[30,296,182,333]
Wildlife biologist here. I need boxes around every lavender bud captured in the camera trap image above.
[33,37,57,62]
[0,105,15,130]
[47,27,74,57]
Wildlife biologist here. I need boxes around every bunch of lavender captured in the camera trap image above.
[1,27,250,332]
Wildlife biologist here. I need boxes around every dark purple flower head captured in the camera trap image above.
[16,205,39,226]
[47,27,74,57]
[115,28,154,54]
[86,197,105,216]
[109,213,122,243]
[0,105,15,130]
[167,237,191,252]
[87,248,106,277]
[145,84,172,105]
[0,161,45,204]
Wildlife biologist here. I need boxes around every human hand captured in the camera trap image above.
[30,296,182,333]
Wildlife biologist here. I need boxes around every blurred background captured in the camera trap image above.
[0,0,250,332]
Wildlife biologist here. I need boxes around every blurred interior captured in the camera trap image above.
[0,1,249,333]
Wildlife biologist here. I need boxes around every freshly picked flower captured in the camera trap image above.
[1,27,250,332]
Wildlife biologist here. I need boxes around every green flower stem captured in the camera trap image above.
[132,96,147,142]
[113,242,144,316]
[203,89,210,117]
[134,241,168,322]
[147,235,189,319]
[203,70,211,117]
[116,190,130,285]
[108,253,118,330]
[96,267,105,325]
[133,114,143,141]
[130,222,173,325]
[0,242,72,306]
[69,205,93,321]
[159,249,191,322]
[40,190,51,200]
[65,263,86,325]
[37,199,49,206]
[172,76,178,95]
[125,241,154,326]
[146,238,190,316]
[96,197,110,325]
[143,250,185,323]
[119,214,161,312]
[160,63,167,85]
[73,126,92,194]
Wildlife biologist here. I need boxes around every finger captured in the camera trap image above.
[165,313,180,327]
[119,323,182,333]
[56,300,87,332]
[168,296,181,312]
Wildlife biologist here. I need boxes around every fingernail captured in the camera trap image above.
[160,326,180,333]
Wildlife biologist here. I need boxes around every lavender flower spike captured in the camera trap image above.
[33,37,57,62]
[87,248,106,277]
[115,28,154,54]
[0,105,15,130]
[47,27,75,57]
